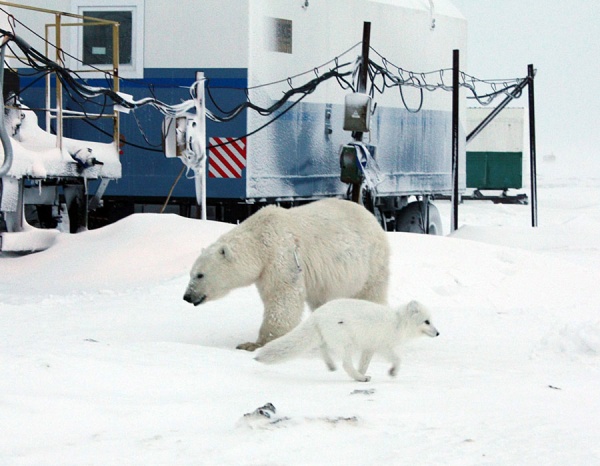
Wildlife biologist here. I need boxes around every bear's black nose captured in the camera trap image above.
[183,293,193,303]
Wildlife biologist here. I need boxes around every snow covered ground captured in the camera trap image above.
[1,159,599,465]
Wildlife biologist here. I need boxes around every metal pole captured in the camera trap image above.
[54,13,63,150]
[351,21,371,203]
[527,64,538,227]
[195,71,207,220]
[358,22,371,95]
[451,49,460,232]
[45,24,51,133]
[112,22,120,155]
[0,41,15,176]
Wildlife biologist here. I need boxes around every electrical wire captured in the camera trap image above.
[2,20,528,157]
[367,46,525,108]
[203,64,354,123]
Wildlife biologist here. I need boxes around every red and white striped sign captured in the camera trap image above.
[208,137,247,178]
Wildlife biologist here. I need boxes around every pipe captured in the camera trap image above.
[466,76,530,144]
[351,21,371,204]
[451,49,460,232]
[0,42,14,176]
[527,64,538,227]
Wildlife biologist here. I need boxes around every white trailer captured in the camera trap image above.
[2,0,468,243]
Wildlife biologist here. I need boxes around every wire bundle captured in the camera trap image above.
[1,18,528,153]
[367,46,527,112]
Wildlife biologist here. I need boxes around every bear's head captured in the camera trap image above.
[183,237,264,306]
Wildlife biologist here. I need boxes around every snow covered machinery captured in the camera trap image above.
[0,4,121,252]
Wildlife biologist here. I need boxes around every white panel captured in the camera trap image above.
[467,107,525,152]
[247,0,467,109]
[144,0,250,68]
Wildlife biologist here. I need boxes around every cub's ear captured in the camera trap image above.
[407,300,421,314]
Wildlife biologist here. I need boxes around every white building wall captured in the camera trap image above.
[247,0,466,110]
[144,0,250,68]
[467,107,525,152]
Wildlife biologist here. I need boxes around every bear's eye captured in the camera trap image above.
[220,247,226,256]
[424,320,430,325]
[196,273,204,279]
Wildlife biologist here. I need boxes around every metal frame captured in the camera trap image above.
[451,49,538,230]
[0,1,120,153]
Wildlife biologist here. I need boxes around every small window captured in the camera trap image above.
[72,1,144,79]
[267,18,293,54]
[82,10,132,66]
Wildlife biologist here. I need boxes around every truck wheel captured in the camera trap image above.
[395,201,442,235]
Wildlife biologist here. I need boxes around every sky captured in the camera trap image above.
[451,0,600,173]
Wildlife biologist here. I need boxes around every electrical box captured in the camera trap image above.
[339,144,363,184]
[163,114,192,158]
[343,93,372,132]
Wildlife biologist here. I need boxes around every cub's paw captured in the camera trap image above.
[237,341,263,352]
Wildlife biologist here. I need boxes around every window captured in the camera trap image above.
[72,1,144,78]
[267,18,292,54]
[82,10,132,66]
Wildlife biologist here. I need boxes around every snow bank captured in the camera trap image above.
[1,184,599,465]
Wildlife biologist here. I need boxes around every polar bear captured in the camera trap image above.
[183,198,390,351]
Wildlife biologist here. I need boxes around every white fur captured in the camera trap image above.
[255,299,439,382]
[183,199,390,351]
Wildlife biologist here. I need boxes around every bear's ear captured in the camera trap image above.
[219,245,232,260]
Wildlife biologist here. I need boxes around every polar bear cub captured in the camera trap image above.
[255,299,439,382]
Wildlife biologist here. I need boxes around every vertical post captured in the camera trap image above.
[527,64,538,227]
[54,13,63,150]
[357,22,371,95]
[112,22,120,156]
[195,71,207,220]
[45,24,51,133]
[451,49,460,232]
[351,21,371,203]
[0,41,14,176]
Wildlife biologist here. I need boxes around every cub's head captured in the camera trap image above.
[182,238,263,306]
[406,300,440,338]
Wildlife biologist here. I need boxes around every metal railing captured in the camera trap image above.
[0,1,120,151]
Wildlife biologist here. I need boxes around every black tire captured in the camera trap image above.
[395,201,443,235]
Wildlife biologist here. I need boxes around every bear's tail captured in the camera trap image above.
[255,317,322,364]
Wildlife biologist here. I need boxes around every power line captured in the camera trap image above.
[3,24,528,155]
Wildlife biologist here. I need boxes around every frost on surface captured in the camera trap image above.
[1,105,121,180]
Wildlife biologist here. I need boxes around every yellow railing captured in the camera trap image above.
[0,1,120,151]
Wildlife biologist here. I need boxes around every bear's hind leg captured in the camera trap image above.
[354,272,388,305]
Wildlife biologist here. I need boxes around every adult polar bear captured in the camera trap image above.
[183,198,390,351]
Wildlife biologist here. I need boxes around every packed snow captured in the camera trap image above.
[1,159,599,465]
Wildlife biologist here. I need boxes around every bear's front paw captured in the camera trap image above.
[237,341,263,352]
